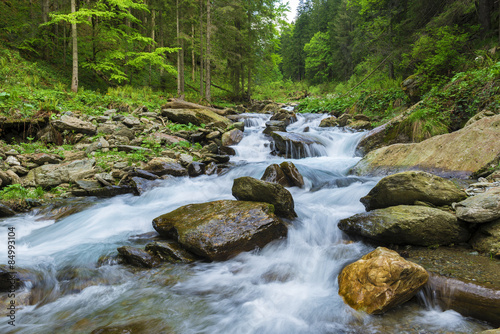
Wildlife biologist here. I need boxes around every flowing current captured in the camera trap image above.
[0,114,491,333]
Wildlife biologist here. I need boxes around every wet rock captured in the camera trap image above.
[351,114,500,178]
[271,131,326,159]
[130,169,159,180]
[202,154,230,164]
[270,110,297,126]
[145,241,199,263]
[360,171,467,211]
[319,116,338,128]
[338,114,352,127]
[338,247,428,314]
[179,154,193,167]
[261,164,291,187]
[454,188,500,223]
[338,205,470,246]
[0,203,16,217]
[24,159,96,188]
[130,177,153,195]
[188,162,205,177]
[72,185,136,197]
[221,128,244,146]
[232,176,297,219]
[470,219,500,257]
[52,115,97,135]
[261,162,304,188]
[161,108,231,127]
[279,161,304,188]
[263,120,287,135]
[144,158,187,177]
[153,200,287,261]
[424,273,500,326]
[205,162,217,175]
[117,246,160,268]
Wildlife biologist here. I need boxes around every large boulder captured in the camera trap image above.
[52,115,97,135]
[360,171,467,211]
[454,188,500,223]
[338,205,470,246]
[271,131,326,159]
[24,159,96,188]
[270,110,297,126]
[152,200,287,261]
[232,176,297,219]
[160,108,231,127]
[470,219,500,258]
[351,114,500,178]
[338,247,428,314]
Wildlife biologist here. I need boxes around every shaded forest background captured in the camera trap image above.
[0,0,499,102]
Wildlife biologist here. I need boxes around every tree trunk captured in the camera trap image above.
[199,0,204,97]
[150,8,156,86]
[177,0,185,99]
[41,0,50,23]
[71,0,78,93]
[192,24,195,82]
[205,0,211,102]
[478,0,492,37]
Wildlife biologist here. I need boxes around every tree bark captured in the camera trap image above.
[199,0,204,97]
[192,24,195,82]
[205,0,211,102]
[71,0,78,93]
[177,0,185,99]
[478,0,492,37]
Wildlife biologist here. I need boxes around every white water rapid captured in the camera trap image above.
[0,113,491,333]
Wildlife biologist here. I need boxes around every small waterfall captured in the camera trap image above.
[0,112,492,334]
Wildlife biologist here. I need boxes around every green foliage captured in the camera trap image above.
[0,184,45,200]
[166,122,205,132]
[304,31,332,84]
[403,25,473,91]
[296,95,355,114]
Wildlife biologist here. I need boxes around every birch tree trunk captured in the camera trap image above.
[177,0,185,99]
[199,0,204,97]
[205,0,211,102]
[71,0,78,93]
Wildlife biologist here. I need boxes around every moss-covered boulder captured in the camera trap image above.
[338,205,470,246]
[360,171,467,211]
[351,114,500,178]
[160,108,232,127]
[338,247,428,314]
[232,176,297,219]
[470,219,500,258]
[152,200,287,261]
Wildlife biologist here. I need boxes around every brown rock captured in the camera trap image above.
[152,200,287,261]
[338,247,429,314]
[352,114,500,178]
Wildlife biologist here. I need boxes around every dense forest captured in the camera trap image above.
[0,0,499,103]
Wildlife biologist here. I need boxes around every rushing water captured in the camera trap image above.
[0,114,492,333]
